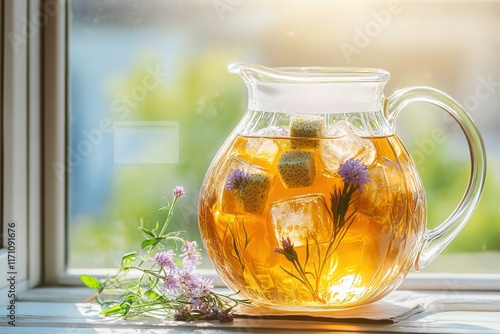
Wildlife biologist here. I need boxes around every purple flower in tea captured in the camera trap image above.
[338,158,371,192]
[274,237,288,254]
[225,168,250,191]
[173,186,186,198]
[274,236,298,262]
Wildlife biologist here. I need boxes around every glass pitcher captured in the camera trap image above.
[198,63,486,309]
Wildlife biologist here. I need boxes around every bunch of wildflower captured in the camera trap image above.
[153,243,234,321]
[80,186,249,322]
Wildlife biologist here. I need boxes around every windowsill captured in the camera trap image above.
[13,288,500,333]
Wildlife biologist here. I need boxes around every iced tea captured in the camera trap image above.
[198,133,426,309]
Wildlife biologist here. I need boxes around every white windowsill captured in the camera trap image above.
[11,287,500,333]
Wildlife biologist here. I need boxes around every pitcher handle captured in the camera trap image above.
[386,86,487,270]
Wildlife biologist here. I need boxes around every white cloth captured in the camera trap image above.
[234,290,432,323]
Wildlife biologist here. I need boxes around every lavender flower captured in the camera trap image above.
[182,240,198,254]
[173,186,186,198]
[274,236,293,253]
[173,307,190,321]
[225,168,250,191]
[196,277,214,295]
[162,272,182,294]
[338,158,371,193]
[180,270,201,291]
[274,236,298,262]
[153,250,177,271]
[181,241,202,270]
[217,310,234,322]
[195,301,210,313]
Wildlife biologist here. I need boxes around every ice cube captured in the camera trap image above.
[221,158,274,215]
[270,194,332,247]
[320,121,376,176]
[356,158,406,220]
[245,138,280,165]
[244,126,289,164]
[254,126,289,138]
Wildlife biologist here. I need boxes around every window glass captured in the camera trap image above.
[68,0,500,273]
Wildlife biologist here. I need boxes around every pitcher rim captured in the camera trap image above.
[228,62,390,83]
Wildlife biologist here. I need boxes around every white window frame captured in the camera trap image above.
[0,0,43,301]
[1,0,499,299]
[42,0,66,286]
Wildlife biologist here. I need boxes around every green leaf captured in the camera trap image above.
[80,275,102,290]
[120,302,131,315]
[100,304,125,316]
[242,220,249,251]
[144,289,160,300]
[305,237,310,267]
[159,197,170,211]
[280,266,306,285]
[139,227,155,238]
[141,237,163,249]
[121,252,138,267]
[123,294,137,304]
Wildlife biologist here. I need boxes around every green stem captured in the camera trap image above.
[313,183,359,298]
[159,197,180,238]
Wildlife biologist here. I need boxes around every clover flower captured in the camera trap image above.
[225,168,250,191]
[180,269,201,291]
[163,272,182,294]
[153,250,177,271]
[338,158,371,193]
[181,241,202,270]
[173,186,186,198]
[196,277,214,296]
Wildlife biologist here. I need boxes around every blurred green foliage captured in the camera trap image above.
[69,51,498,270]
[69,50,245,268]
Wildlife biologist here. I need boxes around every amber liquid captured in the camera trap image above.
[199,134,426,309]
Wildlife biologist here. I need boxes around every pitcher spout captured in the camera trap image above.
[228,63,389,114]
